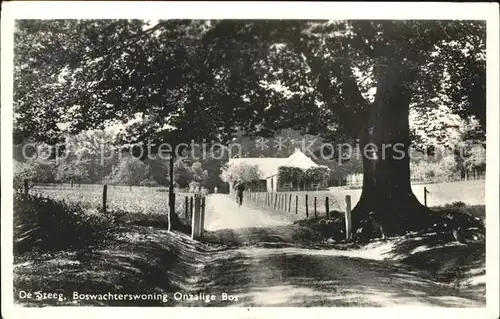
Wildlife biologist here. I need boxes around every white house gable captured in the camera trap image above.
[227,148,323,193]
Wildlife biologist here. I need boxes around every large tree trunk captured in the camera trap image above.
[351,61,432,235]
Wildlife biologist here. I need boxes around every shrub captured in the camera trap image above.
[13,194,120,255]
[188,182,209,196]
[278,166,305,188]
[109,207,191,234]
[430,204,485,223]
[294,215,347,241]
[442,201,467,208]
[140,179,160,187]
[220,162,262,185]
[14,161,35,192]
[304,166,330,185]
[188,181,201,193]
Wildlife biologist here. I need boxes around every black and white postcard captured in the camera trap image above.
[1,2,499,319]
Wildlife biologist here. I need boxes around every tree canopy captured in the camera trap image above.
[14,20,485,147]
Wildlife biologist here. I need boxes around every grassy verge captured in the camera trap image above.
[388,234,485,286]
[13,193,196,307]
[290,203,486,296]
[14,193,119,256]
[14,230,176,306]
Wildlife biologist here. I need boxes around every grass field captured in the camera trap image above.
[243,180,486,219]
[32,184,190,222]
[32,180,485,222]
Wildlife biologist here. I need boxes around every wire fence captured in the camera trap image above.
[242,190,350,220]
[28,182,199,219]
[26,181,208,240]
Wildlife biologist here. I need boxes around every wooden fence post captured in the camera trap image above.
[168,191,176,232]
[167,153,175,231]
[189,196,194,219]
[325,197,329,218]
[283,193,287,212]
[314,197,317,218]
[285,193,288,212]
[199,197,206,238]
[345,195,352,240]
[192,196,202,240]
[102,184,108,212]
[305,195,309,218]
[288,194,292,213]
[185,196,189,218]
[274,193,278,210]
[24,179,29,194]
[295,195,298,214]
[424,187,429,207]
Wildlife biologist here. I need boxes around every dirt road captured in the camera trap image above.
[204,194,292,231]
[12,195,485,308]
[188,194,485,307]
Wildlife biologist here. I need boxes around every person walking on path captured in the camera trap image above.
[234,179,246,207]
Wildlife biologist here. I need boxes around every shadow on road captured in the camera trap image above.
[203,224,320,248]
[187,245,485,307]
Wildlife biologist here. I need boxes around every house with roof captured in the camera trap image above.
[227,148,326,194]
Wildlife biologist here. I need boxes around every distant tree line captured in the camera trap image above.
[13,130,213,191]
[14,121,485,194]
